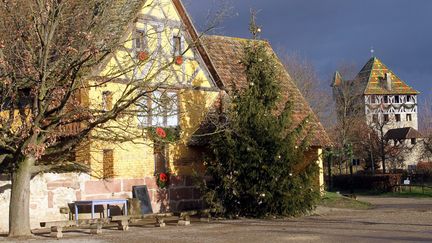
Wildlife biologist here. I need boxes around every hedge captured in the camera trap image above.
[332,174,402,192]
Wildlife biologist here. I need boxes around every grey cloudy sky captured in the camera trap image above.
[184,0,432,99]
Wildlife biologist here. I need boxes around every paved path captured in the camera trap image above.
[4,196,432,242]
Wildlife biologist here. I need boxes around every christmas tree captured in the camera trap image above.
[202,19,320,218]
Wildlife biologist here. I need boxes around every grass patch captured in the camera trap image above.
[319,192,372,210]
[381,186,432,198]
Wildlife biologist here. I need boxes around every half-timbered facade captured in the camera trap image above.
[0,0,331,231]
[361,57,419,131]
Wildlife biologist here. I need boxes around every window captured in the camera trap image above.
[102,91,112,111]
[394,95,400,103]
[383,114,389,122]
[406,114,412,121]
[135,31,147,51]
[173,36,182,56]
[138,91,179,127]
[372,114,378,123]
[395,114,401,122]
[407,95,414,103]
[383,95,389,104]
[103,149,114,179]
[411,138,417,145]
[370,95,376,104]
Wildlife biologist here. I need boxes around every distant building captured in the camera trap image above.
[332,56,422,169]
[333,57,419,132]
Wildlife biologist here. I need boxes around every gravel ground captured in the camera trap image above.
[3,196,432,243]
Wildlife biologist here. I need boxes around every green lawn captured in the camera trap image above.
[381,186,432,198]
[319,192,373,210]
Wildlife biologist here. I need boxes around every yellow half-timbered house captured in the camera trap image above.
[0,0,330,231]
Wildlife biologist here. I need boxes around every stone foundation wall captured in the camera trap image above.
[0,173,201,233]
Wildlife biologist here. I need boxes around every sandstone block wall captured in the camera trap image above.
[0,173,201,233]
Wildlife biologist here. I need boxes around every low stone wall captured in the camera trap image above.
[0,173,201,233]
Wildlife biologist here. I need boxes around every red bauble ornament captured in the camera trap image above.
[138,51,149,61]
[175,56,183,65]
[156,127,167,138]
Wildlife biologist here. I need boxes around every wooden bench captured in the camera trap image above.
[129,213,173,227]
[111,215,131,231]
[40,218,111,238]
[40,220,76,239]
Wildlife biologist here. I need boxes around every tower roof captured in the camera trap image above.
[331,71,343,87]
[356,57,419,95]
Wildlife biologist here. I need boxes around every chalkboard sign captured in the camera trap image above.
[132,185,153,214]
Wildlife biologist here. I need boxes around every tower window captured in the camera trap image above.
[394,95,400,103]
[406,114,412,121]
[395,114,401,122]
[372,114,378,123]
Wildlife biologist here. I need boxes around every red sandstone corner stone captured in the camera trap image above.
[48,191,54,208]
[122,179,145,192]
[75,191,82,201]
[47,180,80,190]
[85,180,121,194]
[84,195,112,200]
[145,177,157,189]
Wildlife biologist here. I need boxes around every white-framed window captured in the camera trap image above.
[134,30,147,52]
[173,35,182,56]
[102,91,112,111]
[383,114,389,122]
[394,95,400,103]
[407,95,415,103]
[370,95,377,104]
[406,113,412,122]
[395,114,401,122]
[137,90,179,128]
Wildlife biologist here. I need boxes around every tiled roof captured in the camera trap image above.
[384,127,422,140]
[202,35,331,147]
[357,57,419,95]
[331,71,343,87]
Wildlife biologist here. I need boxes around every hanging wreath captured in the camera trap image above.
[156,127,167,138]
[138,51,149,61]
[147,127,180,143]
[155,171,170,189]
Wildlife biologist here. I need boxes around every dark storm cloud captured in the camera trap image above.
[184,0,432,99]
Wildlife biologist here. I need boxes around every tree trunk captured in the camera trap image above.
[381,143,386,174]
[8,156,35,237]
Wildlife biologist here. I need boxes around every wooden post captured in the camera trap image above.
[50,226,63,239]
[90,223,103,234]
[155,216,166,227]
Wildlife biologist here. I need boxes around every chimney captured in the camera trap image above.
[386,73,392,90]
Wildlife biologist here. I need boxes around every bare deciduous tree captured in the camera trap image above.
[0,0,222,236]
[279,51,333,127]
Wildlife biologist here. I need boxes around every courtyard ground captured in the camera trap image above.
[2,196,432,242]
